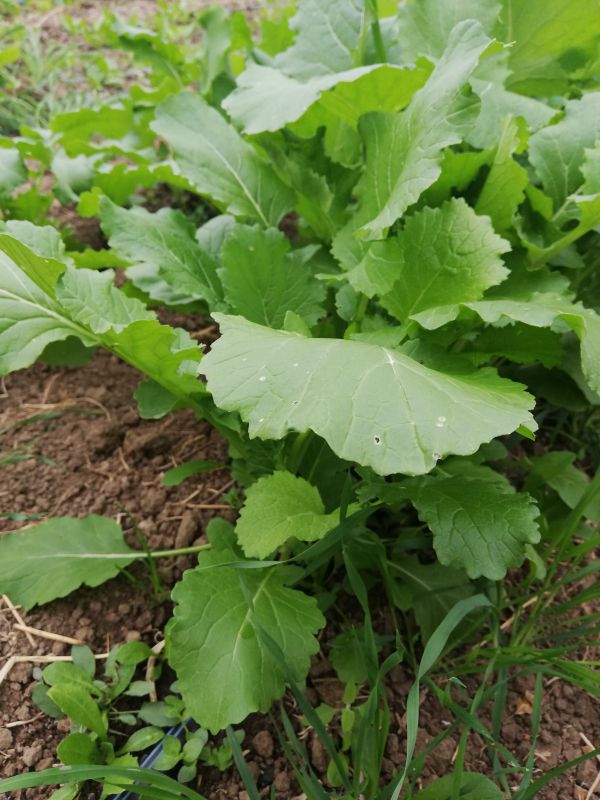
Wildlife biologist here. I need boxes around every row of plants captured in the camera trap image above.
[1,0,600,797]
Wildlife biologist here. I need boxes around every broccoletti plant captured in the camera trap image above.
[1,0,600,794]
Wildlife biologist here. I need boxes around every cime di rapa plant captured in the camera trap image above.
[1,0,600,796]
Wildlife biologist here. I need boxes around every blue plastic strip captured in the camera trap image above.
[113,721,188,800]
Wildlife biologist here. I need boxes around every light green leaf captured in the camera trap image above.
[119,727,165,755]
[273,0,365,80]
[202,314,536,477]
[356,21,490,239]
[99,198,224,308]
[4,220,69,262]
[0,516,136,610]
[0,235,205,405]
[152,93,293,227]
[529,93,600,206]
[0,147,26,196]
[224,62,429,136]
[396,0,499,61]
[409,464,540,579]
[219,225,325,328]
[414,771,503,799]
[169,548,325,731]
[467,79,554,150]
[57,268,153,334]
[235,471,339,558]
[475,116,529,231]
[498,0,600,96]
[48,684,107,740]
[349,199,509,321]
[57,733,101,766]
[582,143,600,193]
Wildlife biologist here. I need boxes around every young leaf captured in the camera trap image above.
[349,198,510,320]
[202,314,536,477]
[409,464,540,579]
[219,225,325,328]
[48,684,108,740]
[235,471,339,558]
[168,548,325,731]
[152,93,294,227]
[57,733,102,766]
[161,460,222,487]
[0,516,136,609]
[355,20,490,239]
[99,198,224,307]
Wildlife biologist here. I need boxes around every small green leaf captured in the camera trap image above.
[57,733,101,766]
[118,726,164,755]
[31,684,64,719]
[161,460,222,487]
[71,646,96,679]
[48,685,107,740]
[235,471,339,558]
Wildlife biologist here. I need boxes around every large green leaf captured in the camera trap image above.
[497,0,600,96]
[152,93,294,227]
[348,198,509,320]
[529,93,600,206]
[99,198,224,307]
[273,0,365,80]
[235,471,339,558]
[219,224,325,328]
[0,516,136,610]
[202,315,536,476]
[0,235,205,405]
[168,548,325,731]
[409,463,540,579]
[396,0,499,60]
[355,21,490,239]
[223,62,429,136]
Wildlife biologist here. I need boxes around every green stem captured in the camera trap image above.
[125,544,212,560]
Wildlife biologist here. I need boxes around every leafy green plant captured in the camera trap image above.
[1,0,600,795]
